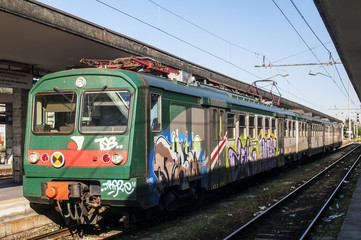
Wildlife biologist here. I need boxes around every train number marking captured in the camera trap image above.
[101,180,136,197]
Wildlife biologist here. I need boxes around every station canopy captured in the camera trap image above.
[315,0,361,102]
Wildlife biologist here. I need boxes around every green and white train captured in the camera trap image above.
[23,66,342,224]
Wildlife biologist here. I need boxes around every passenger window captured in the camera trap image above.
[239,114,246,137]
[312,125,314,136]
[265,117,270,134]
[150,93,161,132]
[257,116,263,136]
[272,118,276,134]
[289,120,292,137]
[284,120,288,138]
[227,113,236,140]
[249,115,255,139]
[293,122,296,137]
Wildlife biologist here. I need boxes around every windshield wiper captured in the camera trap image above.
[89,85,108,106]
[53,87,75,103]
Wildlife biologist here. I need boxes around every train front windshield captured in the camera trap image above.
[80,91,131,133]
[32,90,131,134]
[33,92,77,134]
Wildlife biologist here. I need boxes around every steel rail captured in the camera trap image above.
[300,152,361,239]
[223,145,360,240]
[28,227,72,240]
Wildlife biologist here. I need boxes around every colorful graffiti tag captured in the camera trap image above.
[148,129,206,195]
[227,131,278,181]
[227,137,256,181]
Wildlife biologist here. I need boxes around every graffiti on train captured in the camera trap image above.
[148,129,206,193]
[227,132,278,181]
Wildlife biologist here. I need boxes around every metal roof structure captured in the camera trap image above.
[314,0,361,103]
[0,0,341,122]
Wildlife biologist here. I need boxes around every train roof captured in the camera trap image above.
[36,68,341,127]
[139,72,340,126]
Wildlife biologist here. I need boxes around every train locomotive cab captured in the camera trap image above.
[23,69,145,224]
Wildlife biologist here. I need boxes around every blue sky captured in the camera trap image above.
[38,0,359,121]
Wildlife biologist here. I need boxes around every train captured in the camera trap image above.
[23,58,343,225]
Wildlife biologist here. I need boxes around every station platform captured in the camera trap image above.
[337,174,361,239]
[0,165,55,239]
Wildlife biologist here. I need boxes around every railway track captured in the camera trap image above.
[27,224,136,240]
[28,227,73,240]
[224,145,361,240]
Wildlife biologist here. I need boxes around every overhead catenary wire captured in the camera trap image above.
[148,0,264,58]
[95,0,262,80]
[278,85,328,112]
[272,41,332,64]
[272,0,350,101]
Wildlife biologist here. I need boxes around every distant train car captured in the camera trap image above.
[23,64,342,224]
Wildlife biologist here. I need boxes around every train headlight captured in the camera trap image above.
[29,152,40,164]
[102,153,111,164]
[75,76,86,89]
[112,152,124,165]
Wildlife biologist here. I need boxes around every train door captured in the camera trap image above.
[209,108,227,189]
[278,118,285,162]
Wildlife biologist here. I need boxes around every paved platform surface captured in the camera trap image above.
[337,174,361,240]
[0,170,55,239]
[0,164,22,201]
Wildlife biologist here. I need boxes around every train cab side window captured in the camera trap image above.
[227,113,236,140]
[150,93,161,132]
[239,114,246,137]
[249,115,255,139]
